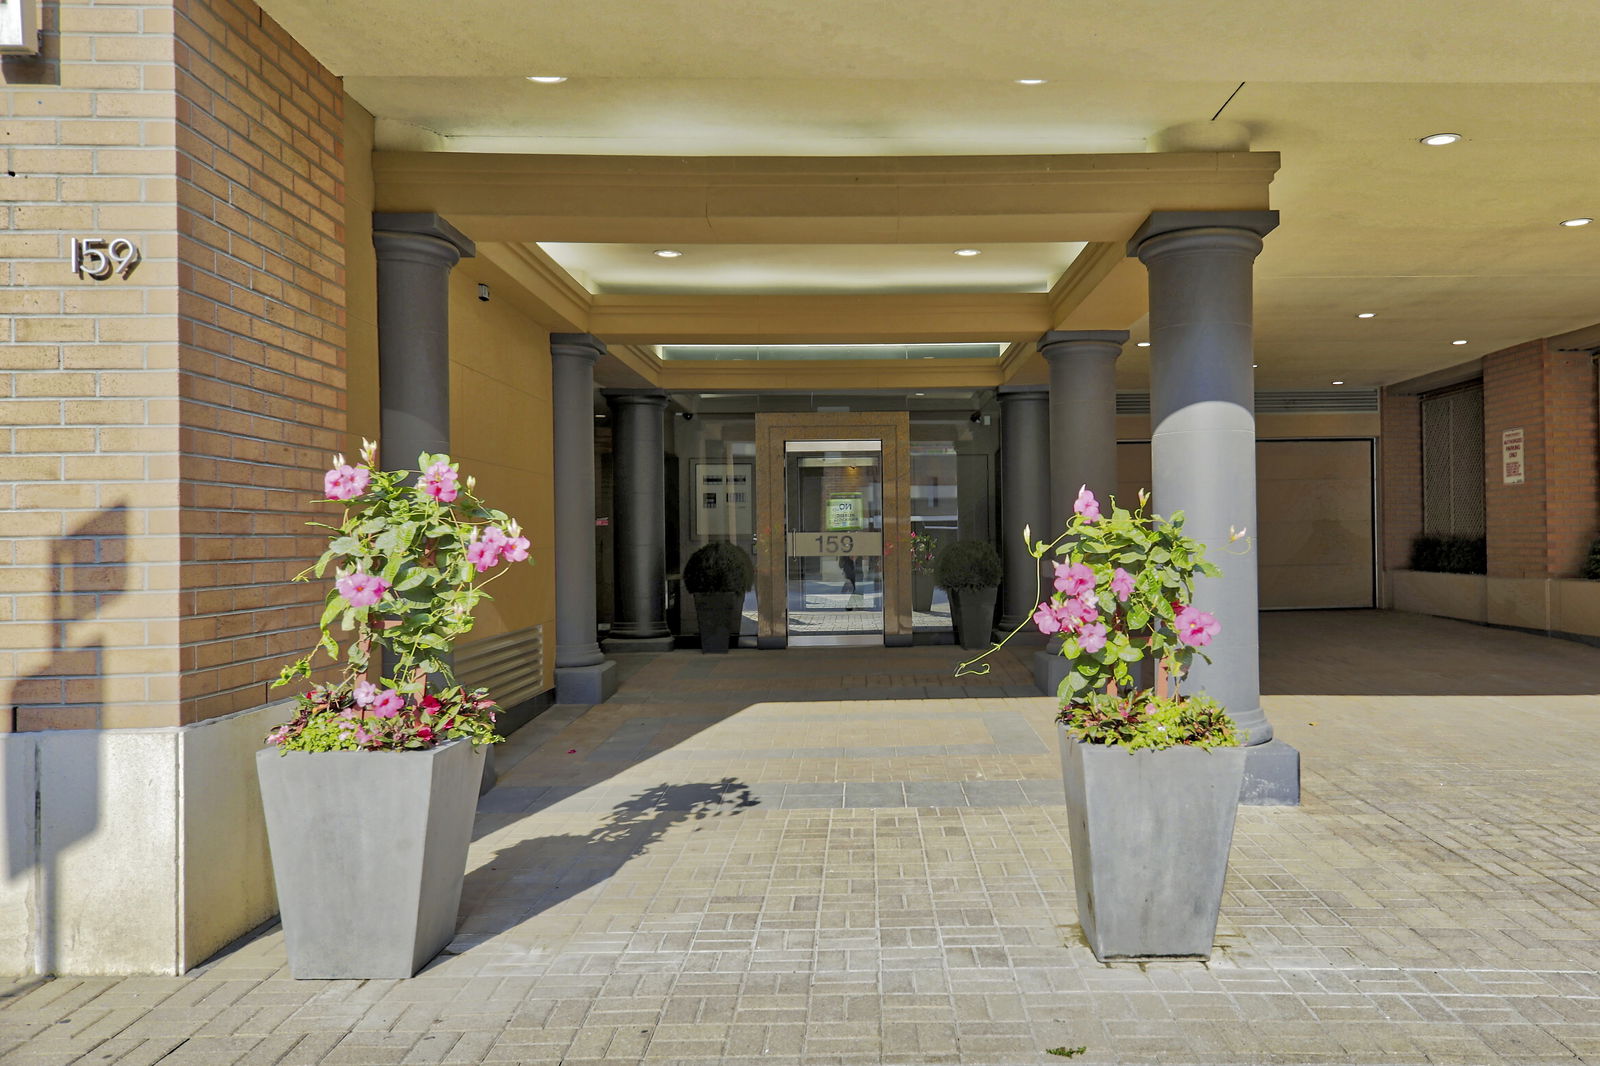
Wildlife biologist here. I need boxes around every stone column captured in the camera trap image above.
[603,390,674,653]
[372,213,475,469]
[1040,330,1126,532]
[996,387,1051,635]
[1131,210,1298,805]
[551,334,618,705]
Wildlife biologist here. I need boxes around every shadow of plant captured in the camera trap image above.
[449,779,757,948]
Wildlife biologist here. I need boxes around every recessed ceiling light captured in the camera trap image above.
[1452,339,1468,345]
[1356,312,1376,319]
[1332,380,1344,385]
[1136,341,1151,348]
[526,75,568,83]
[652,249,683,258]
[1252,363,1259,368]
[913,392,925,397]
[1015,78,1046,85]
[1419,132,1461,146]
[1560,217,1593,227]
[954,248,981,256]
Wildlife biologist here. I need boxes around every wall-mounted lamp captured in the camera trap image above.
[477,283,491,302]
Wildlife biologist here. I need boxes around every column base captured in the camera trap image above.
[556,660,619,706]
[1240,739,1300,806]
[601,634,676,654]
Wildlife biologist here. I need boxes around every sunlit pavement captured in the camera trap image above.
[4,611,1600,1065]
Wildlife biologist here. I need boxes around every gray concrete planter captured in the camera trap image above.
[256,739,486,979]
[950,586,997,650]
[1059,727,1245,961]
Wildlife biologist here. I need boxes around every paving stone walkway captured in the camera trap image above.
[5,611,1600,1065]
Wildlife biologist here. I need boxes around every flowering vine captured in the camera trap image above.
[958,486,1244,750]
[267,440,531,752]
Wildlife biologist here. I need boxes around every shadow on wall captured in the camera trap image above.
[3,504,130,974]
[446,779,757,954]
[1260,609,1600,696]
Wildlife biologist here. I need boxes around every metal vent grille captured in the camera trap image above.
[1115,389,1380,415]
[454,625,546,710]
[1421,384,1486,537]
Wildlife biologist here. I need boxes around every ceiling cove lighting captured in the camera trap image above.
[1356,312,1376,319]
[1419,132,1461,146]
[1560,217,1593,227]
[652,249,683,258]
[526,75,568,83]
[953,248,981,256]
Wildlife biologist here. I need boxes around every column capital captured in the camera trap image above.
[1038,330,1129,357]
[372,212,476,261]
[551,333,608,362]
[997,384,1049,398]
[602,389,669,408]
[1127,210,1279,260]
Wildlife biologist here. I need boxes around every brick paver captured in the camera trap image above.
[5,611,1600,1064]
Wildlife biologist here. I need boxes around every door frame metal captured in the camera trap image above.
[754,412,913,648]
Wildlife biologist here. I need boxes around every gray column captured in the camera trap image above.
[551,333,618,705]
[1131,210,1298,805]
[372,213,475,470]
[1040,330,1126,532]
[603,390,674,653]
[997,387,1051,635]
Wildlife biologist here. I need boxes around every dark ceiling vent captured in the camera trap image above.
[1116,389,1379,415]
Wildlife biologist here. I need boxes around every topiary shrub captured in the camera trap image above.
[683,541,754,594]
[1409,535,1486,575]
[935,539,1002,591]
[1582,538,1600,580]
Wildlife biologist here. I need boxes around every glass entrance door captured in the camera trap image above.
[783,440,884,645]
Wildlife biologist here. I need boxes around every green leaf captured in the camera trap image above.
[319,594,344,630]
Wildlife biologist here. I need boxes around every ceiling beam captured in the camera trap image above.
[472,243,591,333]
[586,292,1050,344]
[653,359,1005,391]
[374,151,1279,245]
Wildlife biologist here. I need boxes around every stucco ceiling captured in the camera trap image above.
[259,0,1600,388]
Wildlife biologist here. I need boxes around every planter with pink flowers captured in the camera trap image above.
[959,486,1246,961]
[256,443,531,978]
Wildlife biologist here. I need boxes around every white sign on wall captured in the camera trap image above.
[1501,427,1525,485]
[692,462,753,537]
[0,0,39,54]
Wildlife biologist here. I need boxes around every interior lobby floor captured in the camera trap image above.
[5,610,1600,1065]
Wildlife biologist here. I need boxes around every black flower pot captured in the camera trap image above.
[694,591,741,653]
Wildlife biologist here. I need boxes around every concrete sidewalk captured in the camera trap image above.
[4,611,1600,1065]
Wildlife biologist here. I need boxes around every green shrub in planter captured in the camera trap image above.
[1409,535,1486,575]
[684,541,753,653]
[936,540,1001,650]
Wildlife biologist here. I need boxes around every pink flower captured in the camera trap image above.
[1110,567,1134,602]
[480,526,508,551]
[323,463,370,501]
[501,534,530,563]
[1033,602,1062,635]
[336,570,390,608]
[352,680,377,707]
[1074,485,1101,523]
[354,728,373,747]
[415,725,435,743]
[1077,622,1108,654]
[371,689,403,718]
[1174,605,1220,647]
[1059,595,1099,630]
[1053,561,1095,596]
[466,538,500,573]
[420,461,459,503]
[420,694,442,714]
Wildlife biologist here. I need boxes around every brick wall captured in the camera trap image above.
[1378,391,1421,572]
[171,0,346,724]
[1539,348,1598,576]
[1484,341,1552,578]
[1,0,346,730]
[2,0,185,730]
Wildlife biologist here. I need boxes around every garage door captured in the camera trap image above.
[1115,439,1375,609]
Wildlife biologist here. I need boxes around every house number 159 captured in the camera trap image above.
[70,237,140,279]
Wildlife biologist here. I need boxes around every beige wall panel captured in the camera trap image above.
[447,273,556,694]
[1486,576,1551,631]
[1551,579,1600,638]
[344,99,381,452]
[1118,438,1375,609]
[1387,570,1488,623]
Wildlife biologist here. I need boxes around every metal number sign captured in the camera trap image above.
[70,237,141,279]
[785,531,884,557]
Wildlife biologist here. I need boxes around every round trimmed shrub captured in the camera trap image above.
[935,540,1001,591]
[684,541,754,594]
